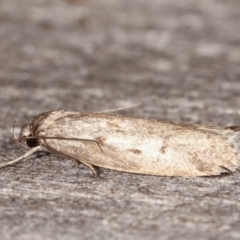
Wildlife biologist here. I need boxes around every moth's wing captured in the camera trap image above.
[32,111,240,176]
[34,111,156,139]
[168,124,240,175]
[33,111,99,138]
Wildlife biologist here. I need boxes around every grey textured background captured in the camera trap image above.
[0,0,240,239]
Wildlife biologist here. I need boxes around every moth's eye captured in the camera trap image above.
[26,138,39,148]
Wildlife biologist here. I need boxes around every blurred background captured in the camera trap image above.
[0,0,240,239]
[1,0,240,127]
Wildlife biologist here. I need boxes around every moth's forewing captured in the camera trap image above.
[31,111,240,176]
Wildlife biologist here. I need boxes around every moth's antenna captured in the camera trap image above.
[97,102,142,114]
[37,136,104,153]
[0,146,42,169]
[13,120,17,142]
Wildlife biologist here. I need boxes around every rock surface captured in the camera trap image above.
[0,0,240,239]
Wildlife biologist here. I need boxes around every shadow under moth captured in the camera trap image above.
[1,110,240,177]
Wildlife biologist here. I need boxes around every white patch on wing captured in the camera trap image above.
[105,135,163,158]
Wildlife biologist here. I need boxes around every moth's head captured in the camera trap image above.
[18,124,40,148]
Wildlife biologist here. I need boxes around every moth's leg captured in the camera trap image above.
[70,155,98,177]
[72,158,98,177]
[81,161,98,177]
[71,159,81,166]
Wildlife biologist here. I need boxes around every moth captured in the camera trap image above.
[1,110,240,177]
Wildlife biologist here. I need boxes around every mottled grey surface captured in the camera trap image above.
[0,0,240,239]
